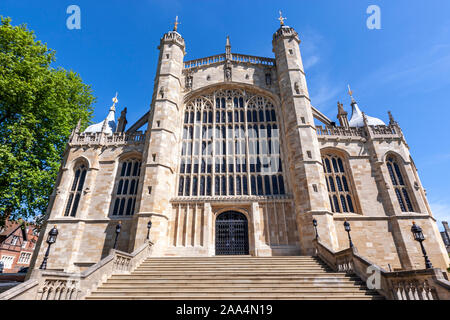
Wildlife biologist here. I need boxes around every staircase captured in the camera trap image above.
[86,256,384,300]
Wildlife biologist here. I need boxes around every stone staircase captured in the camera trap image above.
[86,256,384,300]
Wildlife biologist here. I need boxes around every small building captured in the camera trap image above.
[0,220,39,273]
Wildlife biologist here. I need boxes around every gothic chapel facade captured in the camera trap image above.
[28,19,450,275]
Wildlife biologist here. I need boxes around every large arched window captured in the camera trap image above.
[112,158,141,216]
[322,153,356,213]
[64,163,87,217]
[386,156,414,212]
[178,89,286,197]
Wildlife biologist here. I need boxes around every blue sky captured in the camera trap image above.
[1,1,450,230]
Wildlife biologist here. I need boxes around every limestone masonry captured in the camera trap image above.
[27,21,450,279]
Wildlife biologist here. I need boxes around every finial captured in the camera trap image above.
[388,111,396,125]
[347,84,356,104]
[111,92,118,110]
[226,35,230,47]
[278,10,287,26]
[173,15,180,31]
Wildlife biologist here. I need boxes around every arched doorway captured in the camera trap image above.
[215,211,249,255]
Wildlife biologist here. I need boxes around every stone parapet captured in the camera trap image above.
[69,131,146,147]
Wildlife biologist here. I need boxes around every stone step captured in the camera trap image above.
[86,256,383,300]
[87,291,381,298]
[135,267,329,271]
[112,274,359,280]
[96,286,370,292]
[105,279,364,285]
[86,295,383,300]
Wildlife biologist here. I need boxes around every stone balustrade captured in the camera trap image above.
[69,131,146,147]
[184,53,275,70]
[0,242,153,300]
[316,124,402,140]
[313,239,450,300]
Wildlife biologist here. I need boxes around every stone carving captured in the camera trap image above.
[225,65,232,81]
[159,87,165,98]
[294,82,300,94]
[185,75,193,90]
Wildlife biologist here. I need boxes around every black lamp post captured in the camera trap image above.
[411,221,433,269]
[113,221,122,250]
[147,220,152,240]
[40,225,58,270]
[343,220,354,248]
[312,218,319,239]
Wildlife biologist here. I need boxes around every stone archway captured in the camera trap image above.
[215,211,249,255]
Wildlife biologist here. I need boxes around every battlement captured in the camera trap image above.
[316,124,402,140]
[69,131,146,147]
[184,53,275,70]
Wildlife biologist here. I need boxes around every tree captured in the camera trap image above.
[0,17,95,227]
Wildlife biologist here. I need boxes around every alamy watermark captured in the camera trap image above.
[366,5,381,30]
[66,5,81,30]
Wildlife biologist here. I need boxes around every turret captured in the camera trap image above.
[272,12,337,253]
[337,101,349,128]
[130,18,186,253]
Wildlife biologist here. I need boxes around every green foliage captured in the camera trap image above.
[0,17,95,226]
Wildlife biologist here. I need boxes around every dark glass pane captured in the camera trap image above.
[279,175,285,194]
[71,169,80,191]
[387,163,398,185]
[402,189,413,212]
[120,163,127,176]
[257,176,263,195]
[118,198,125,216]
[338,158,345,172]
[264,176,271,195]
[347,195,354,212]
[271,109,276,121]
[236,176,241,195]
[251,176,257,195]
[229,176,234,195]
[200,176,205,196]
[325,158,332,173]
[207,176,212,195]
[130,179,136,195]
[221,176,226,195]
[336,176,343,192]
[178,177,184,196]
[342,176,349,191]
[185,177,190,196]
[126,198,133,215]
[65,194,74,216]
[215,176,220,195]
[395,188,406,212]
[117,180,123,195]
[340,195,348,212]
[126,161,132,176]
[71,193,81,217]
[329,177,336,192]
[77,169,87,191]
[333,195,340,213]
[192,177,198,196]
[272,175,279,195]
[123,180,129,195]
[266,110,271,122]
[394,163,405,185]
[332,158,339,173]
[184,112,189,123]
[132,161,139,176]
[243,176,248,195]
[112,198,120,215]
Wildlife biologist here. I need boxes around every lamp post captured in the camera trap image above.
[147,220,152,241]
[113,221,121,250]
[411,221,433,269]
[312,218,319,239]
[40,225,59,270]
[343,220,354,248]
